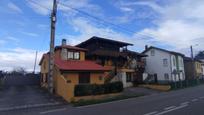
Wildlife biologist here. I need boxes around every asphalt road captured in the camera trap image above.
[0,86,67,114]
[2,85,204,115]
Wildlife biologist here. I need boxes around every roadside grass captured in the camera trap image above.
[72,93,146,107]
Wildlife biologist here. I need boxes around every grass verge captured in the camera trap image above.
[72,94,146,107]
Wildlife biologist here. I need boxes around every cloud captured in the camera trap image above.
[0,36,20,47]
[26,0,52,15]
[0,48,45,72]
[26,0,102,17]
[0,40,6,47]
[21,31,39,37]
[132,0,204,56]
[7,2,23,13]
[59,17,151,52]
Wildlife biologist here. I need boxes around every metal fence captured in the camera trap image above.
[170,79,204,90]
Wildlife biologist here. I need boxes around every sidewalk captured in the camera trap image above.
[122,87,161,97]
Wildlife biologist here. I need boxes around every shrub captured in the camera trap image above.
[74,81,123,97]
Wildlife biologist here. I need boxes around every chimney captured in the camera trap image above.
[145,45,148,50]
[62,39,66,46]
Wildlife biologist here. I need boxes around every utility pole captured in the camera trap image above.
[190,45,194,60]
[48,0,57,93]
[33,51,38,74]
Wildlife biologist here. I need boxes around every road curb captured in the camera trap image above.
[0,102,63,112]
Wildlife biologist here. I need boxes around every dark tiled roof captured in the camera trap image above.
[122,50,147,57]
[76,36,133,47]
[142,46,185,57]
[55,45,88,51]
[89,50,124,57]
[195,51,204,60]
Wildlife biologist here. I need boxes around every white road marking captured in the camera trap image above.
[164,106,176,110]
[0,102,61,112]
[143,111,158,115]
[76,93,160,109]
[199,96,204,99]
[154,104,188,115]
[191,99,198,102]
[40,108,66,114]
[180,102,190,105]
[76,97,140,109]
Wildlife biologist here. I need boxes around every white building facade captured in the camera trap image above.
[143,47,185,83]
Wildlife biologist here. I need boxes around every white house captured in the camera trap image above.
[142,46,185,83]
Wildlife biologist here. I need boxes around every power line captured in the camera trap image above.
[59,2,153,38]
[26,0,52,11]
[27,0,154,39]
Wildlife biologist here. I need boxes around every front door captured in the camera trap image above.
[79,72,90,84]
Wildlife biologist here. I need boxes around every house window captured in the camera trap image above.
[179,58,183,67]
[79,72,90,84]
[173,57,176,66]
[143,58,146,66]
[68,51,74,59]
[164,73,169,80]
[151,50,155,56]
[163,59,168,67]
[126,72,132,82]
[74,52,80,60]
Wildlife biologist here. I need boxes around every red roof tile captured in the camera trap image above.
[40,53,110,71]
[55,60,110,71]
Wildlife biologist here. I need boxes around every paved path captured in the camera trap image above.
[123,87,161,96]
[0,86,67,112]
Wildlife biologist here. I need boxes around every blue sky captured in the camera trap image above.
[0,0,204,71]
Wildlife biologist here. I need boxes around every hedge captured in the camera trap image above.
[74,81,123,97]
[170,79,204,90]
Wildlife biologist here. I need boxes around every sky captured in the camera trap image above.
[0,0,204,72]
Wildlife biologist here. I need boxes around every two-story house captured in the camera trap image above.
[39,39,110,101]
[76,36,146,87]
[184,57,203,79]
[195,51,204,77]
[142,46,185,83]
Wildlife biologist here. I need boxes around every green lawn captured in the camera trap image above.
[72,93,145,107]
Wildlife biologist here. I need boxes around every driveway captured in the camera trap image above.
[0,85,67,112]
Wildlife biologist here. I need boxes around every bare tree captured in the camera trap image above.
[10,67,27,75]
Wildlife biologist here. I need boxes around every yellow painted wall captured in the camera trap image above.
[40,57,49,74]
[55,72,105,102]
[80,51,85,61]
[56,75,75,102]
[195,61,202,77]
[90,73,104,84]
[63,73,79,85]
[63,72,104,85]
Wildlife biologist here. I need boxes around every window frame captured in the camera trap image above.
[126,72,132,82]
[150,49,155,56]
[164,73,169,80]
[74,52,80,60]
[163,58,168,67]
